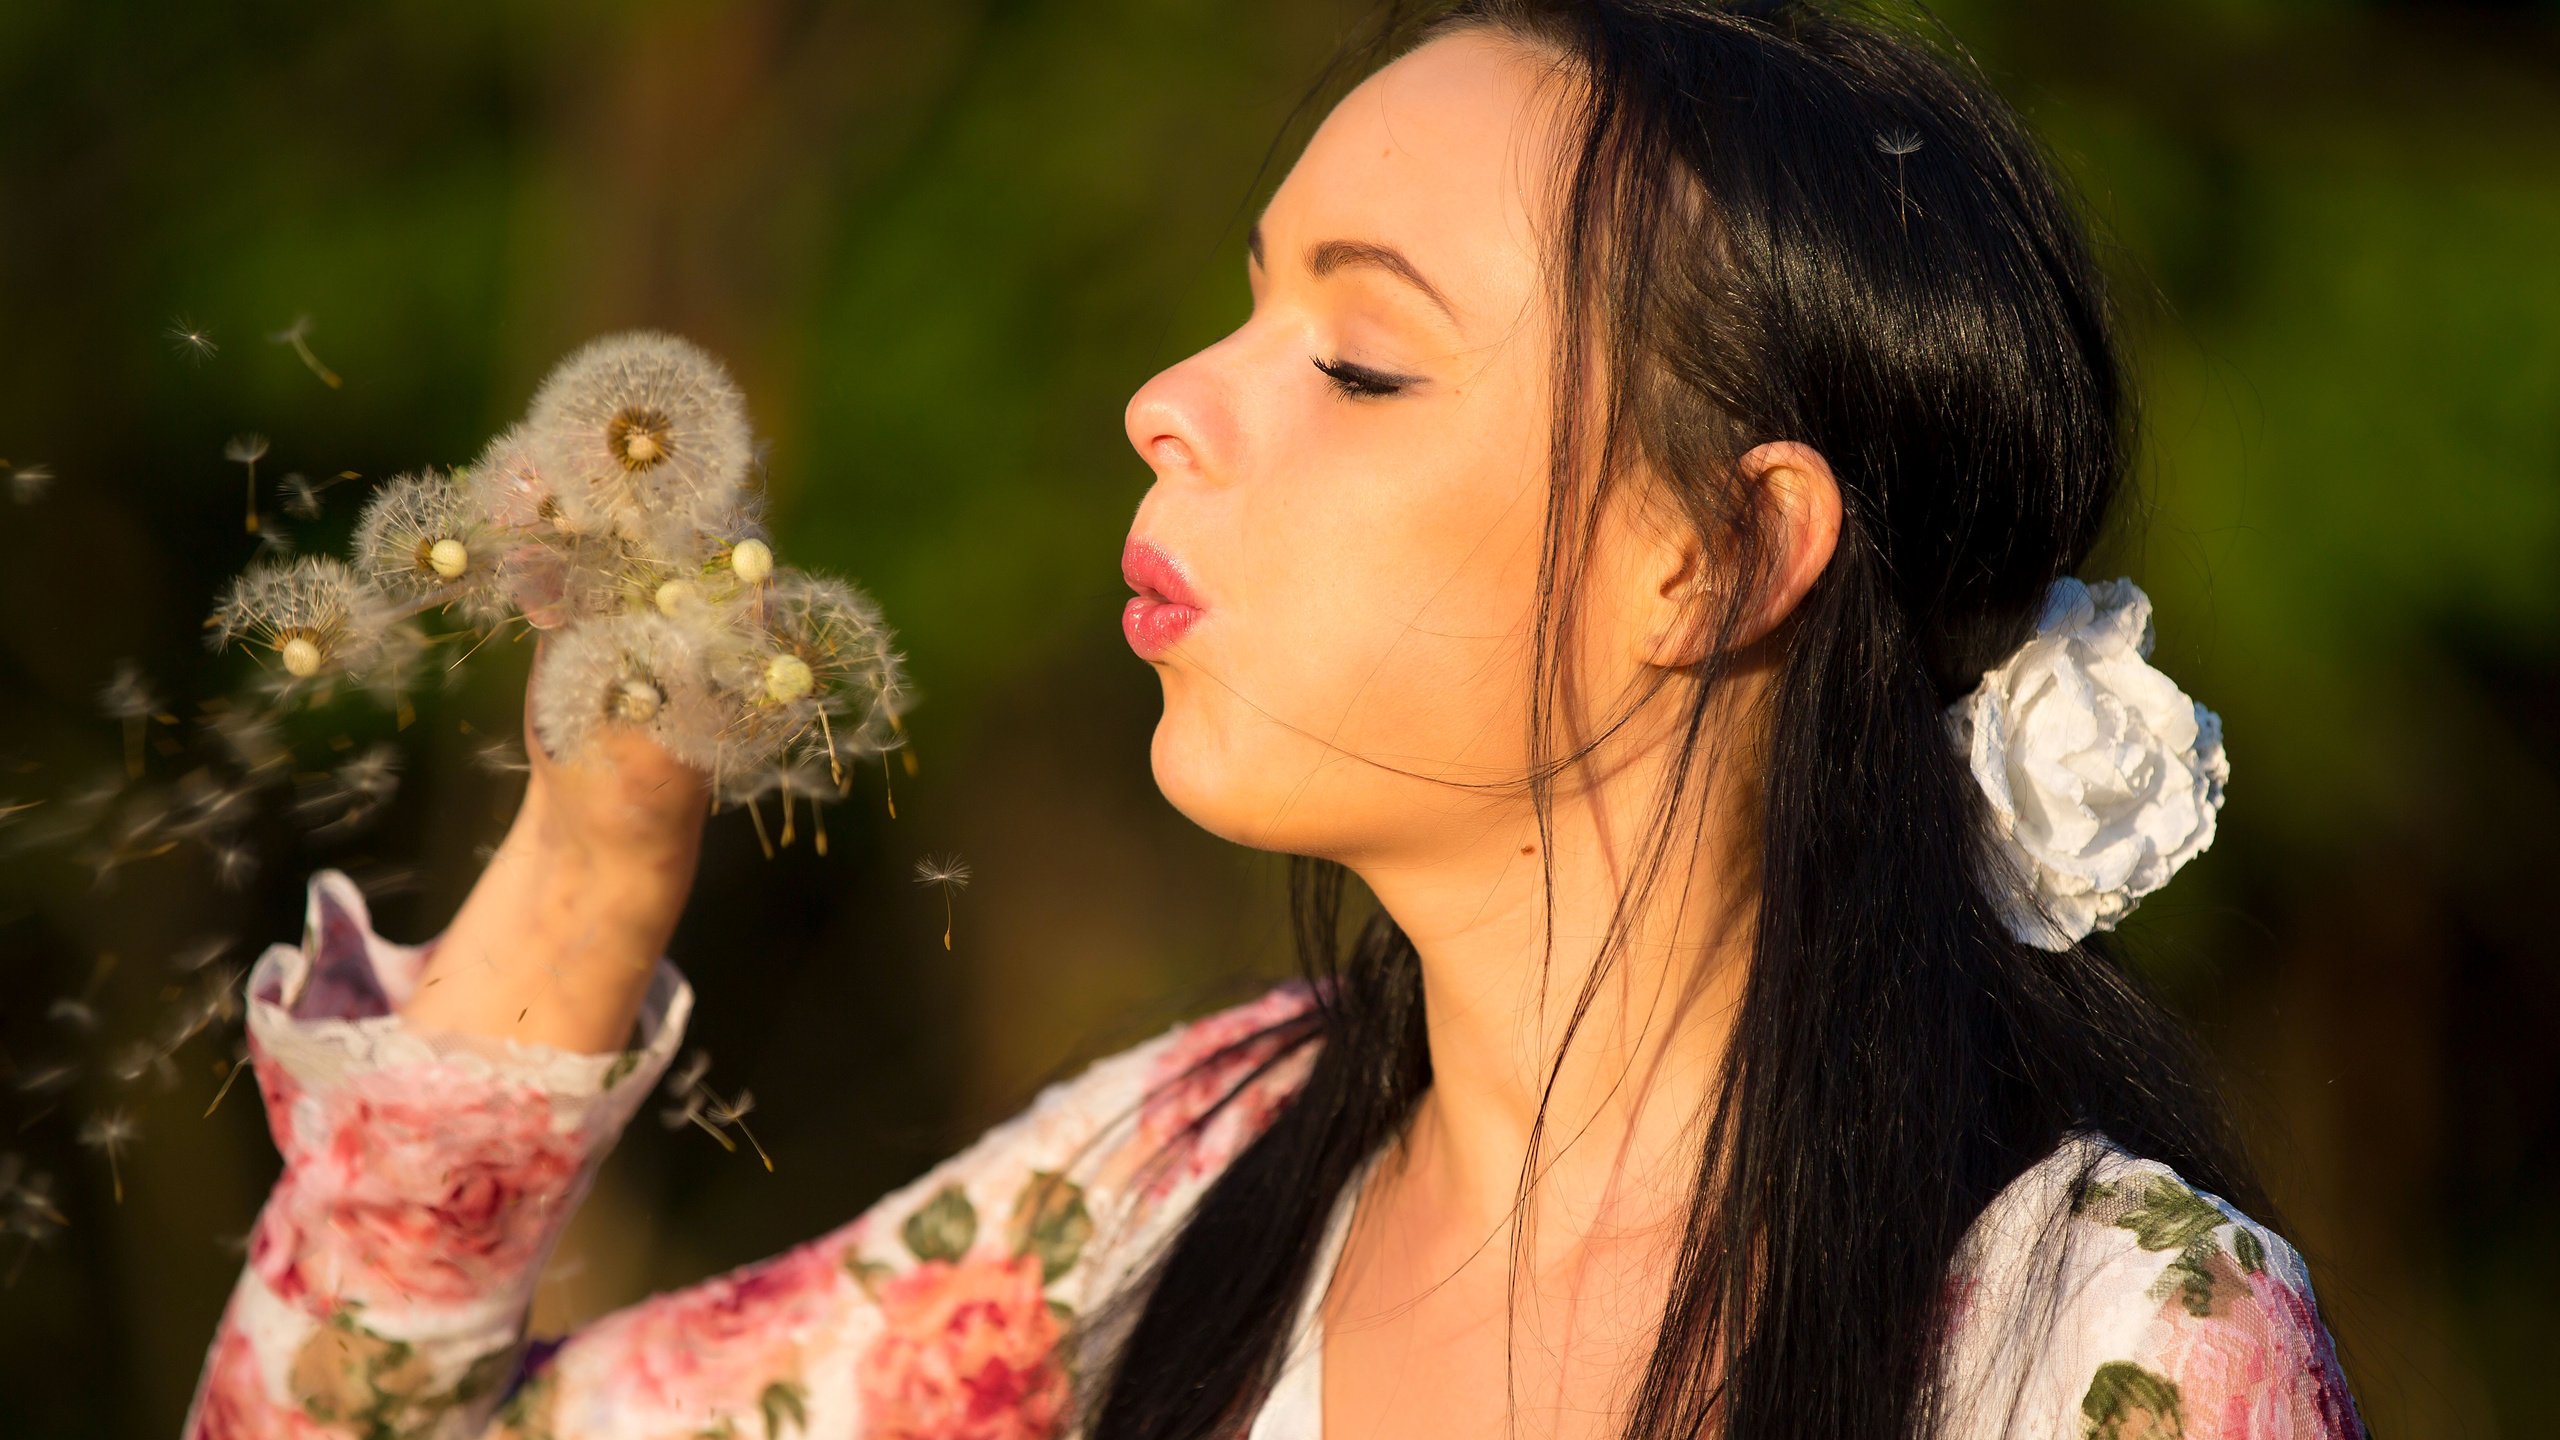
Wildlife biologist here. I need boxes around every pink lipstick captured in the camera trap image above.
[1121,537,1205,660]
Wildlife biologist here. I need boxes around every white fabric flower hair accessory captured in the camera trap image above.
[1947,576,2229,950]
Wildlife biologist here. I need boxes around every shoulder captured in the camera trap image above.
[847,977,1326,1290]
[1939,1134,2367,1440]
[505,981,1325,1439]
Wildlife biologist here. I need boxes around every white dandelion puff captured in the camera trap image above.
[7,462,53,504]
[529,613,728,772]
[712,571,907,805]
[521,331,755,557]
[208,556,398,688]
[353,469,505,619]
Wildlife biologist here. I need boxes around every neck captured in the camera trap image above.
[1347,737,1756,1261]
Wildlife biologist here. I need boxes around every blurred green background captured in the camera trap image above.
[1,1,2553,1434]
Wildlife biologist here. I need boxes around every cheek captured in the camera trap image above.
[1150,399,1548,856]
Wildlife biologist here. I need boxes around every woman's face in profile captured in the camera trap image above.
[1122,30,1652,867]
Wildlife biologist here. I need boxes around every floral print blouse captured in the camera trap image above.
[185,870,2367,1440]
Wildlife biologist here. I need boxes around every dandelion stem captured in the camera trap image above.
[746,798,775,859]
[942,890,954,951]
[813,802,829,858]
[882,753,897,820]
[778,776,796,849]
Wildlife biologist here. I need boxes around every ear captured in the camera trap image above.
[1635,439,1843,668]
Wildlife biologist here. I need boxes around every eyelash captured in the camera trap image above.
[1311,355,1411,400]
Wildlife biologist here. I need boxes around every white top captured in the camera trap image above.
[1244,1148,1375,1440]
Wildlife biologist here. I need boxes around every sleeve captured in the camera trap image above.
[183,868,696,1440]
[183,866,1323,1440]
[2042,1159,2370,1440]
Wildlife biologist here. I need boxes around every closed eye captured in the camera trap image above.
[1312,355,1413,400]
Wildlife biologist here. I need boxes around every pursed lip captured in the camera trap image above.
[1120,537,1205,660]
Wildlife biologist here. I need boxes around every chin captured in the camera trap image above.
[1145,678,1318,856]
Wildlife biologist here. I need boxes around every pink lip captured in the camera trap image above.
[1121,537,1205,660]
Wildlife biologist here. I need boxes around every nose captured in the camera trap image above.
[1123,349,1228,483]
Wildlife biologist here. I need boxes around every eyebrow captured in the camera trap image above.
[1247,219,1461,329]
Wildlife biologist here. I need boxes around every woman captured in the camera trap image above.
[185,3,2366,1438]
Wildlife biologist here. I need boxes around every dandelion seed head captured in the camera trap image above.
[223,434,270,467]
[1875,127,1923,157]
[208,556,397,689]
[353,469,498,612]
[8,463,53,504]
[530,612,727,771]
[761,653,815,706]
[653,578,704,617]
[523,331,754,557]
[468,425,575,533]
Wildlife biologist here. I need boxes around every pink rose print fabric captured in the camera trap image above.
[857,1253,1068,1440]
[183,870,2365,1439]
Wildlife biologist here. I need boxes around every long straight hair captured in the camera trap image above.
[1086,4,2267,1437]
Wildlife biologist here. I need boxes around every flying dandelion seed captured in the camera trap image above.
[208,555,397,689]
[913,853,972,950]
[109,1040,178,1090]
[6,461,53,505]
[78,1110,139,1204]
[225,433,271,534]
[167,317,218,364]
[521,331,754,555]
[4,1164,66,1288]
[1874,127,1923,226]
[474,738,531,776]
[203,1046,251,1118]
[278,473,324,520]
[267,314,343,390]
[98,661,158,779]
[703,1088,773,1172]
